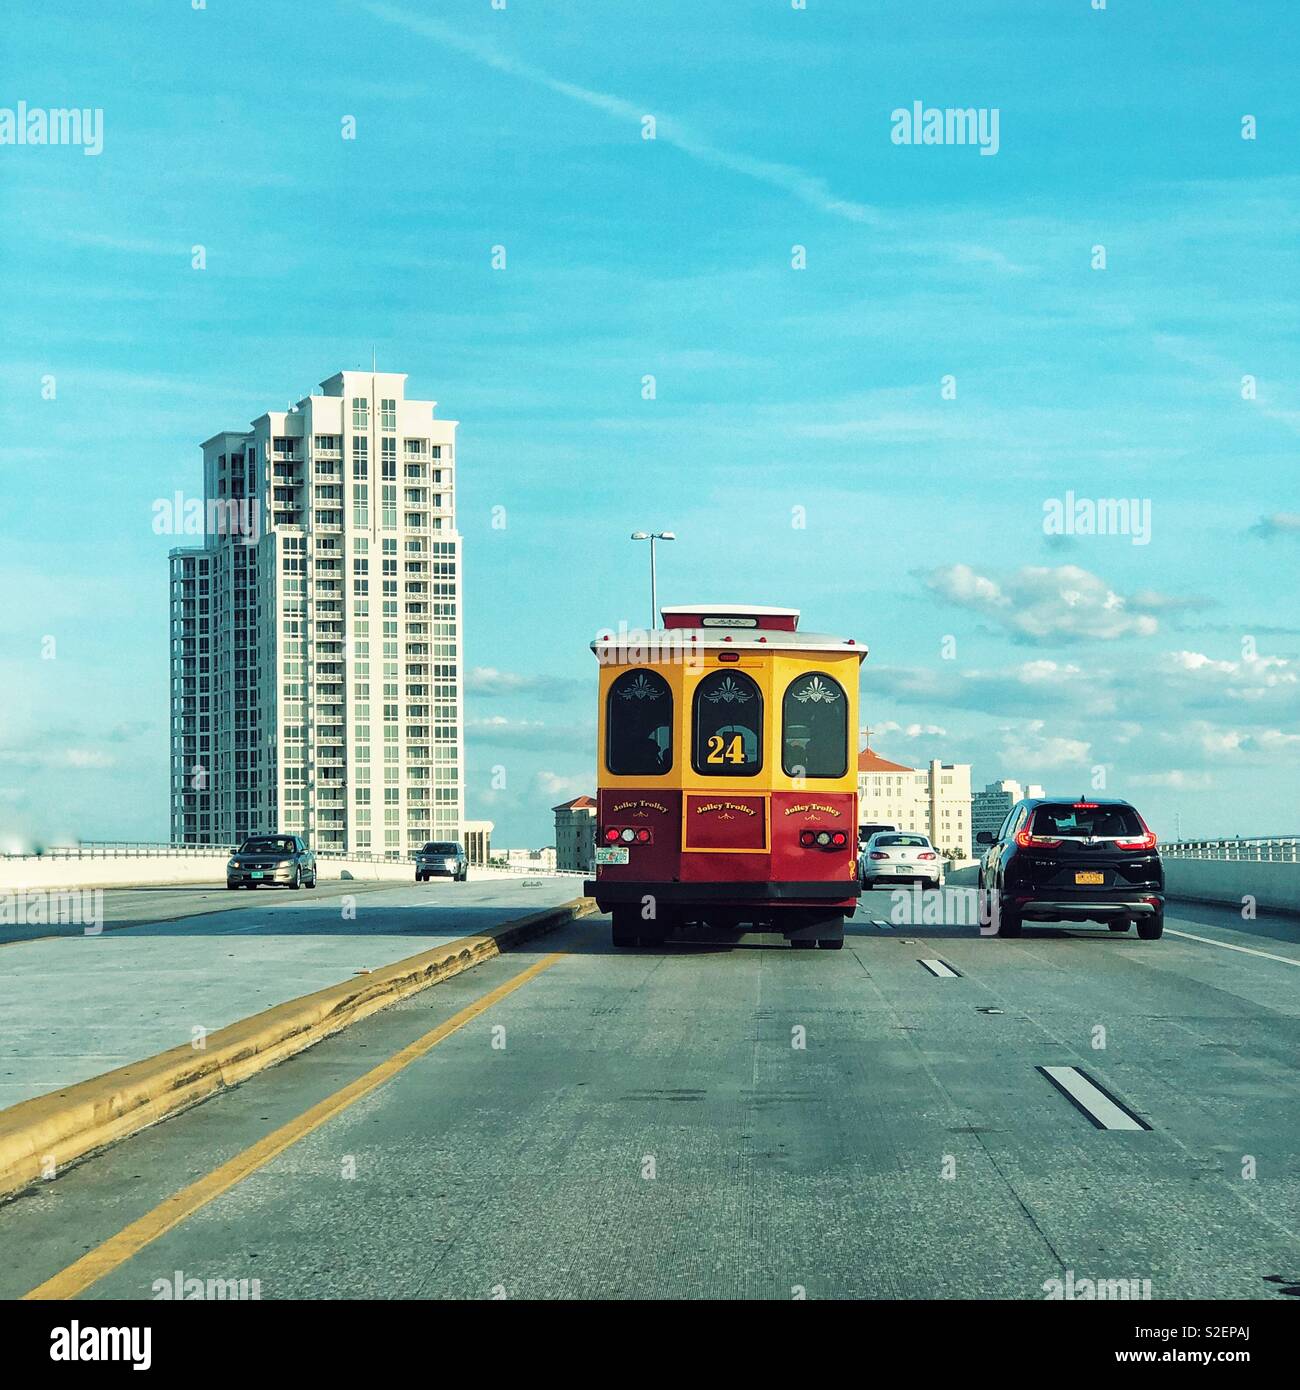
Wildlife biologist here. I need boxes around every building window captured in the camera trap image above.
[692,670,762,777]
[781,671,847,778]
[352,397,368,428]
[380,399,396,430]
[605,669,672,776]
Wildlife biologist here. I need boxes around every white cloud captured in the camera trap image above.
[925,563,1166,642]
[0,747,116,770]
[1130,770,1215,791]
[466,666,584,703]
[465,715,593,753]
[534,770,592,802]
[869,720,948,739]
[996,719,1091,772]
[1161,720,1300,764]
[1248,512,1300,539]
[1158,650,1297,703]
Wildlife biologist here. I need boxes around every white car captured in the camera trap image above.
[861,831,944,889]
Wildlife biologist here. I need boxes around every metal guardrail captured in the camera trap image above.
[9,839,1297,867]
[1161,838,1299,863]
[6,842,455,867]
[486,864,587,878]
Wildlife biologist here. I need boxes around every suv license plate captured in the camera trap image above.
[1075,871,1104,885]
[595,846,629,865]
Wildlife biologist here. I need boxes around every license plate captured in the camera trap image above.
[1075,871,1104,885]
[595,846,629,865]
[251,871,264,880]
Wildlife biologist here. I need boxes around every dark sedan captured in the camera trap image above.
[227,834,317,890]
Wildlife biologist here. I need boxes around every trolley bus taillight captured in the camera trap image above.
[603,826,654,846]
[800,828,849,851]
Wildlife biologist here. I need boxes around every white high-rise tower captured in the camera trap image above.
[169,369,463,857]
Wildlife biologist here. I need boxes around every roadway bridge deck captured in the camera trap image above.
[0,876,580,1108]
[1,890,1296,1300]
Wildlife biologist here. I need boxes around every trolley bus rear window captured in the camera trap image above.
[781,671,847,778]
[693,670,762,776]
[606,669,673,776]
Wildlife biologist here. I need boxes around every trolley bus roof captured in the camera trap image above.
[591,604,866,657]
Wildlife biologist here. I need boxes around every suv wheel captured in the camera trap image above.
[1136,909,1164,941]
[997,901,1022,938]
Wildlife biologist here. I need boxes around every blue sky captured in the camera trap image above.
[1,0,1297,849]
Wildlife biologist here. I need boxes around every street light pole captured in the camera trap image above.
[630,531,676,629]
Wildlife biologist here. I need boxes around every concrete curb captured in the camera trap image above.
[0,897,596,1203]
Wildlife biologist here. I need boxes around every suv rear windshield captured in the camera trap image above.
[240,837,296,854]
[1029,803,1144,838]
[422,842,462,854]
[874,834,930,847]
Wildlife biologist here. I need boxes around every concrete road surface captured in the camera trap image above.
[0,876,582,1107]
[2,894,1297,1300]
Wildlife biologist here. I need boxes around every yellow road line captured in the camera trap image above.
[23,950,566,1300]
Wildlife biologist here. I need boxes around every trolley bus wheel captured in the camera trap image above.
[611,905,640,948]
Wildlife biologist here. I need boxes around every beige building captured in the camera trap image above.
[856,747,972,858]
[553,795,597,872]
[170,368,462,857]
[462,819,493,867]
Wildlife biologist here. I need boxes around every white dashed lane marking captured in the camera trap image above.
[1038,1065,1150,1132]
[919,958,960,978]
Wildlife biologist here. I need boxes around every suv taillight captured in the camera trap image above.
[1115,819,1158,851]
[1015,828,1062,849]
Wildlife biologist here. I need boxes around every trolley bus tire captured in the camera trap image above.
[791,938,816,950]
[611,905,640,948]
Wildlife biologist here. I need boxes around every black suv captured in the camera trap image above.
[976,797,1164,939]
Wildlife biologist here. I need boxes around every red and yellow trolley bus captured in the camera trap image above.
[583,604,867,950]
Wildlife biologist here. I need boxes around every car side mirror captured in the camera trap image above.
[975,831,994,845]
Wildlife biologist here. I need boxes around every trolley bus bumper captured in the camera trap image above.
[584,879,859,911]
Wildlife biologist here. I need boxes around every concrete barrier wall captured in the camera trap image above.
[4,855,1294,915]
[1162,858,1300,917]
[0,855,414,892]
